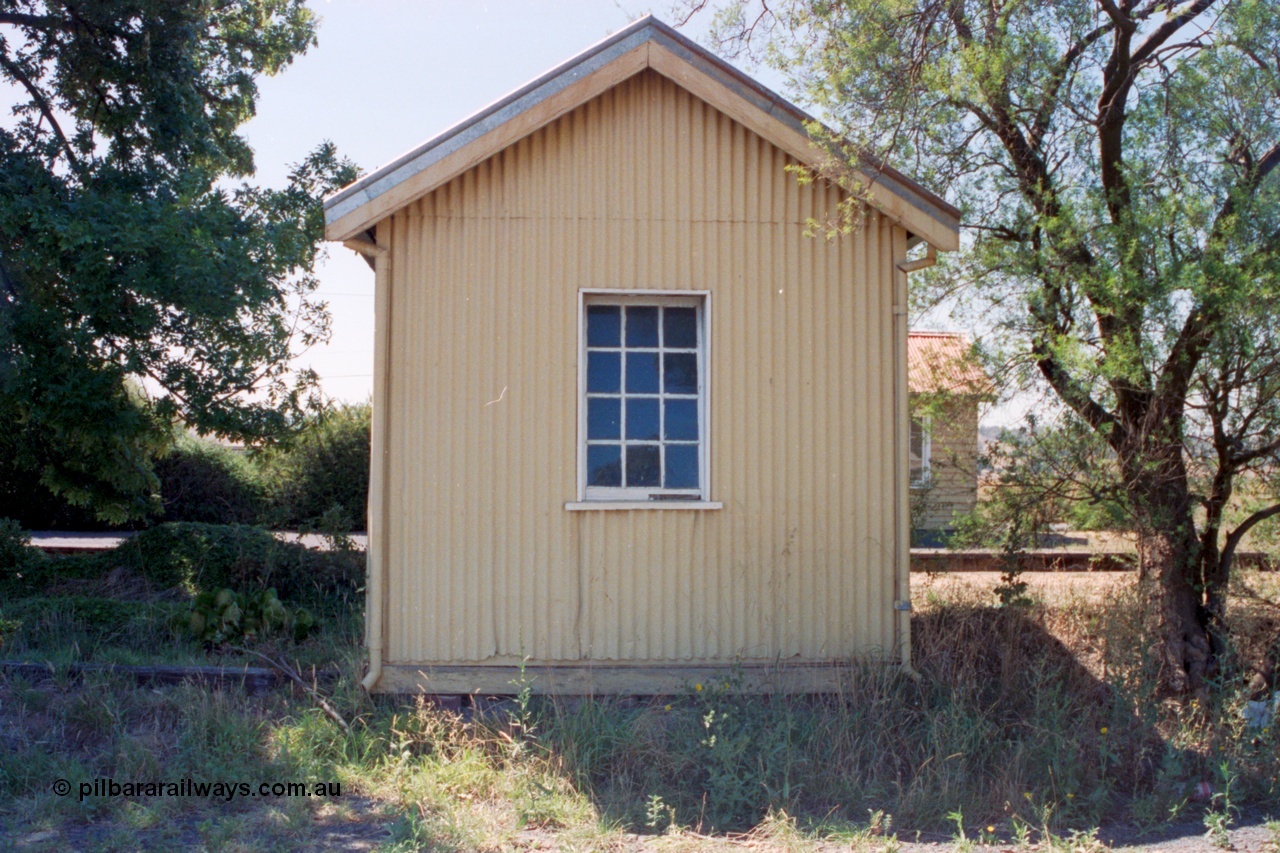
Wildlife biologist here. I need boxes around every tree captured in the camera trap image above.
[683,0,1280,694]
[0,1,357,522]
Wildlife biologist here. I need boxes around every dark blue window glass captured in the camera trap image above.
[626,445,660,487]
[665,445,699,489]
[585,302,704,496]
[626,398,660,440]
[587,445,622,487]
[587,397,620,440]
[664,399,698,441]
[587,306,620,347]
[664,353,698,395]
[664,307,697,348]
[587,351,620,393]
[626,306,659,347]
[626,352,659,393]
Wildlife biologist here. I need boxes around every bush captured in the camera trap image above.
[153,436,267,525]
[180,587,317,645]
[0,439,118,530]
[266,404,370,531]
[0,519,49,589]
[111,523,362,603]
[6,523,362,605]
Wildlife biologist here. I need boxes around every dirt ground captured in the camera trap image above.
[10,816,1278,852]
[912,570,1137,606]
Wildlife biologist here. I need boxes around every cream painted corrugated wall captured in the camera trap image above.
[382,70,904,666]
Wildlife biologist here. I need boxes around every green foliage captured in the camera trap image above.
[2,579,1278,845]
[153,435,267,526]
[0,414,138,529]
[688,675,808,830]
[0,2,359,521]
[3,596,175,635]
[0,517,46,577]
[690,0,1280,691]
[2,522,361,605]
[0,410,373,531]
[952,420,1120,604]
[180,586,316,645]
[264,404,371,531]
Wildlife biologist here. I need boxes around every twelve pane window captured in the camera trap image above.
[585,303,702,494]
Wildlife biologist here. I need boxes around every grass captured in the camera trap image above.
[0,566,1277,850]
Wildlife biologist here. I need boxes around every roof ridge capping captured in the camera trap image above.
[323,15,960,249]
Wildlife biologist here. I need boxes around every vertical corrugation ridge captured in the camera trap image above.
[409,202,427,662]
[383,69,902,669]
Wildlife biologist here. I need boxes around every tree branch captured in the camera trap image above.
[1031,20,1115,150]
[0,51,83,173]
[0,12,78,31]
[1130,0,1219,66]
[1221,503,1280,572]
[1032,342,1119,437]
[1158,139,1280,408]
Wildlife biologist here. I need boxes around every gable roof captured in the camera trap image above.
[908,332,991,396]
[323,16,960,251]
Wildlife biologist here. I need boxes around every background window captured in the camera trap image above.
[910,417,931,486]
[582,298,705,500]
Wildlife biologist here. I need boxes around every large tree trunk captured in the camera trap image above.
[1127,438,1212,695]
[1140,526,1212,695]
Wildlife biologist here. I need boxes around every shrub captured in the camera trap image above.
[110,523,362,602]
[180,586,317,645]
[0,519,49,590]
[6,523,361,604]
[153,435,267,526]
[266,404,370,532]
[0,439,118,530]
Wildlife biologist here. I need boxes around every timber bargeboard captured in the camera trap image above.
[323,16,960,252]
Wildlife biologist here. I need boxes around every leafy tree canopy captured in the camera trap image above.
[685,0,1280,693]
[0,1,357,522]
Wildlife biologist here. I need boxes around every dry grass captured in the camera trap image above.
[1,573,1277,851]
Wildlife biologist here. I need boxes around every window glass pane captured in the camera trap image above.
[625,306,659,347]
[587,305,620,347]
[587,397,620,439]
[588,444,622,487]
[664,398,698,440]
[663,353,698,395]
[664,307,697,348]
[626,398,660,440]
[626,444,661,487]
[587,351,620,393]
[665,444,699,489]
[626,352,660,393]
[910,419,925,481]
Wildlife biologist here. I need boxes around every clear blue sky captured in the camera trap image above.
[29,0,1004,423]
[242,1,697,403]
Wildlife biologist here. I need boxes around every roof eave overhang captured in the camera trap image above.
[324,16,960,251]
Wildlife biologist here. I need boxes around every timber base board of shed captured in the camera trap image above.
[373,661,899,696]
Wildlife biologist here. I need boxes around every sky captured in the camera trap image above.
[240,0,694,404]
[5,0,1016,423]
[247,2,1027,422]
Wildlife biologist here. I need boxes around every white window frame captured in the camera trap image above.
[910,415,932,487]
[566,289,721,511]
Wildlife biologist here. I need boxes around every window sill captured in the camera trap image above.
[564,500,723,511]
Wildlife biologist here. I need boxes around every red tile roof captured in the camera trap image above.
[908,332,991,395]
